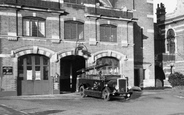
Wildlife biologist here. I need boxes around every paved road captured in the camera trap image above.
[0,89,184,115]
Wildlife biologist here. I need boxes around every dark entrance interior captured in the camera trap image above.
[134,69,144,87]
[60,55,85,93]
[155,66,165,87]
[134,69,140,86]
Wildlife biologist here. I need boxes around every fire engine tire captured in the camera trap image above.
[102,88,111,101]
[79,86,85,98]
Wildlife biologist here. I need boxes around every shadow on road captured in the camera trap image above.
[28,110,66,115]
[0,104,66,115]
[168,113,184,115]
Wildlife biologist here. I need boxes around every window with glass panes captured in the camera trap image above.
[64,21,84,40]
[100,24,117,42]
[23,17,45,37]
[18,54,49,81]
[167,29,175,54]
[96,57,119,75]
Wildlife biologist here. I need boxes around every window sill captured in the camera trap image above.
[0,34,18,41]
[99,41,118,46]
[21,36,47,42]
[61,40,86,44]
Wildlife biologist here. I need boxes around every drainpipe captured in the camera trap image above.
[59,0,61,40]
[95,0,102,43]
[127,21,131,45]
[95,17,98,42]
[127,18,135,46]
[16,9,19,38]
[16,0,19,37]
[95,15,101,43]
[0,70,2,91]
[95,0,98,43]
[59,13,62,41]
[58,0,60,9]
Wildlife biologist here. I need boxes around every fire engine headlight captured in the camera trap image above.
[127,94,131,97]
[115,84,119,90]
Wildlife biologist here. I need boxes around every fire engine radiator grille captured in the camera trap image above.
[117,79,127,93]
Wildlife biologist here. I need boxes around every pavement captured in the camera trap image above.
[1,90,154,100]
[4,93,79,100]
[0,88,184,115]
[0,91,147,115]
[2,88,184,100]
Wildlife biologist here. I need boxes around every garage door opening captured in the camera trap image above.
[60,55,85,93]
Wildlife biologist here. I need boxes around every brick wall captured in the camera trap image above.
[0,0,155,94]
[134,0,155,85]
[0,2,135,92]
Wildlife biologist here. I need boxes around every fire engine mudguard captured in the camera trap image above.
[102,87,111,101]
[79,85,86,98]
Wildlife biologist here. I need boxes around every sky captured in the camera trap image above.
[154,0,177,13]
[153,0,177,22]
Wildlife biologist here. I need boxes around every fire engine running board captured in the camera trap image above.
[84,90,102,98]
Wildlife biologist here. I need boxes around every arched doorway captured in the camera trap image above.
[17,54,50,95]
[60,55,85,93]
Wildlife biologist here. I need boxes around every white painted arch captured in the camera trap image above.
[11,46,55,58]
[93,50,127,61]
[57,49,89,59]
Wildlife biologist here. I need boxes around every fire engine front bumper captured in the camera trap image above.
[112,91,133,98]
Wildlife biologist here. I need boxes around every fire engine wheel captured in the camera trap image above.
[102,88,111,101]
[79,86,85,98]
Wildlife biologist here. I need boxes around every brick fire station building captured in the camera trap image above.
[0,0,154,96]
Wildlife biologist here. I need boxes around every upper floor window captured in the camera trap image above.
[100,24,117,42]
[23,17,46,37]
[64,20,84,41]
[167,29,175,54]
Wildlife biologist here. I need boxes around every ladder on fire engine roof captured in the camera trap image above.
[77,63,109,74]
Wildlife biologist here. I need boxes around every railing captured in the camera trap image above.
[64,0,96,4]
[85,7,133,19]
[63,0,133,19]
[0,0,60,10]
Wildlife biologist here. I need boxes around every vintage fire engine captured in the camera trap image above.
[76,64,132,101]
